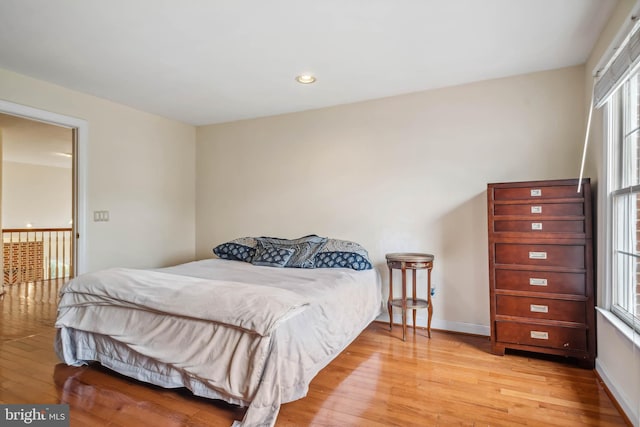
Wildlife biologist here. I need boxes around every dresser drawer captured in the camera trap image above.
[496,295,586,323]
[488,179,595,365]
[495,321,587,351]
[493,202,584,217]
[495,270,586,294]
[493,185,581,201]
[494,243,584,268]
[493,220,584,234]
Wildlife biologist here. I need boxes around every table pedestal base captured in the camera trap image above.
[386,253,434,341]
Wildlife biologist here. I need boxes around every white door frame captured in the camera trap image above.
[0,99,88,275]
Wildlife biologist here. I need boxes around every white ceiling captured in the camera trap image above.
[0,0,619,126]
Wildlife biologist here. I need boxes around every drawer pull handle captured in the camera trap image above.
[530,331,549,340]
[531,222,543,230]
[529,278,548,286]
[531,189,542,197]
[531,206,542,214]
[530,304,549,313]
[529,251,547,260]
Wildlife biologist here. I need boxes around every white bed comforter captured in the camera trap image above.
[55,259,382,427]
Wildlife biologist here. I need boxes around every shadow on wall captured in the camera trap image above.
[435,190,490,329]
[373,189,491,334]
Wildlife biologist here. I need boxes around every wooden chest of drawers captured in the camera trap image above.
[487,179,595,367]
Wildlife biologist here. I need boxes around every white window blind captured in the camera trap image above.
[580,16,640,190]
[595,18,640,108]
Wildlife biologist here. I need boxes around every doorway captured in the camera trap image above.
[1,113,74,286]
[0,100,87,293]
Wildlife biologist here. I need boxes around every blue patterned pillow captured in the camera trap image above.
[256,235,328,268]
[213,237,257,262]
[251,242,295,267]
[315,251,372,270]
[314,239,373,270]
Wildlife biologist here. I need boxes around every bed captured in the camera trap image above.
[54,236,382,427]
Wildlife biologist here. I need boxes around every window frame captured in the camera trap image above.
[606,71,640,333]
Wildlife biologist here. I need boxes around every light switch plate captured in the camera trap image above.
[93,210,110,222]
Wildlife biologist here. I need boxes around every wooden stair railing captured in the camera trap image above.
[2,228,73,285]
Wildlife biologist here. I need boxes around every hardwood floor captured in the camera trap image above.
[0,280,629,426]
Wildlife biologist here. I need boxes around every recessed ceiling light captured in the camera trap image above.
[295,74,316,84]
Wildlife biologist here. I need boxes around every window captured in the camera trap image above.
[608,70,640,331]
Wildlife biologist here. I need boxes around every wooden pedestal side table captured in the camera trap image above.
[386,252,434,341]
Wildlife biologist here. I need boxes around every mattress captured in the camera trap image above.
[55,259,382,426]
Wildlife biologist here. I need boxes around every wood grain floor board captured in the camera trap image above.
[0,280,629,426]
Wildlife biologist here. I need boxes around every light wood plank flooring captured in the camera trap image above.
[0,280,629,426]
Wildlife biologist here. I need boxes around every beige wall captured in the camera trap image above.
[196,65,585,334]
[2,161,72,228]
[0,68,196,271]
[583,1,640,425]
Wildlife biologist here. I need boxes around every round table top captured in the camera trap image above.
[385,252,434,262]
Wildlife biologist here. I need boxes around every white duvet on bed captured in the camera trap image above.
[55,259,382,427]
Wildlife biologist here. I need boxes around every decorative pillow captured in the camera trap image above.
[315,239,373,270]
[256,235,328,268]
[251,241,295,267]
[213,235,372,270]
[315,251,372,270]
[319,238,368,255]
[213,237,257,262]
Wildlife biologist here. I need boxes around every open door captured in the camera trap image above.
[71,128,77,278]
[0,126,4,295]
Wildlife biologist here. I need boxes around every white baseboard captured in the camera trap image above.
[430,318,490,336]
[596,359,639,426]
[377,313,490,336]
